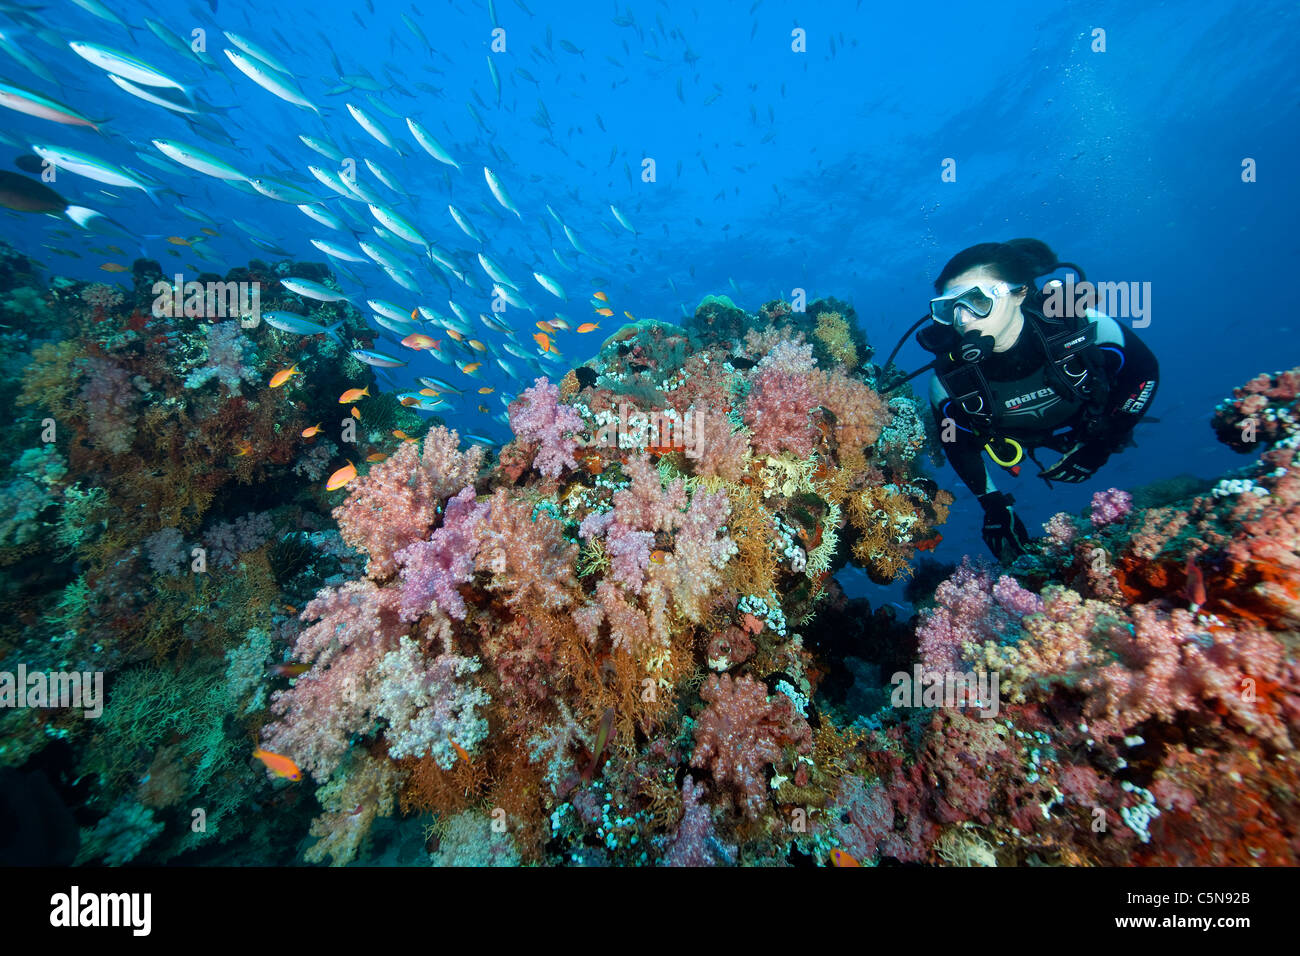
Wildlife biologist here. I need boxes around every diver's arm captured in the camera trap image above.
[929,376,997,496]
[930,378,1028,559]
[1094,317,1159,442]
[1041,316,1160,483]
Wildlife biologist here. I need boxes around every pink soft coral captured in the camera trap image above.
[743,364,816,457]
[333,426,483,579]
[916,559,1043,671]
[262,580,407,782]
[508,377,584,478]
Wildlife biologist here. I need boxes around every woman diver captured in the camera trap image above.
[886,239,1159,561]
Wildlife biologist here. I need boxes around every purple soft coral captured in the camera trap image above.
[394,487,487,621]
[509,377,585,478]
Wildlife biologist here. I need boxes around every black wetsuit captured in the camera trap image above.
[927,309,1159,556]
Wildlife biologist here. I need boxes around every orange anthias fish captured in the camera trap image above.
[477,386,495,394]
[576,322,600,333]
[448,735,471,764]
[533,331,560,354]
[650,549,669,565]
[326,460,357,491]
[445,328,465,342]
[594,307,614,317]
[350,406,361,420]
[99,262,128,272]
[536,320,556,332]
[592,291,609,302]
[338,386,369,403]
[365,452,386,462]
[252,748,302,781]
[393,430,411,440]
[269,364,299,388]
[301,422,322,438]
[829,848,861,867]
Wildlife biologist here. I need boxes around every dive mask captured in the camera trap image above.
[929,281,1024,325]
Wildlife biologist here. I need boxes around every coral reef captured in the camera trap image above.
[2,239,1292,869]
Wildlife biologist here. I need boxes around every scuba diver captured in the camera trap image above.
[883,239,1159,561]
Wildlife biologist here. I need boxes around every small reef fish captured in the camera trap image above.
[268,364,299,388]
[350,348,407,368]
[339,386,369,403]
[99,262,128,272]
[448,736,472,763]
[252,748,302,781]
[581,706,616,783]
[301,423,323,438]
[400,333,441,350]
[577,322,600,333]
[1185,554,1206,608]
[268,663,310,677]
[829,849,861,867]
[262,311,344,341]
[326,461,357,490]
[594,307,614,317]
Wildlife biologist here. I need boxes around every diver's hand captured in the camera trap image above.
[979,492,1029,562]
[1039,441,1110,484]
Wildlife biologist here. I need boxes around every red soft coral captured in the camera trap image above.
[690,674,812,820]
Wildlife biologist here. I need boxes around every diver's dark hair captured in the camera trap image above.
[933,238,1059,293]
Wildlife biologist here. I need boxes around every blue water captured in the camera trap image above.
[3,0,1297,580]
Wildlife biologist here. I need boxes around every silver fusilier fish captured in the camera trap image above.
[262,311,344,342]
[280,278,351,303]
[352,348,408,368]
[406,117,460,169]
[483,165,522,219]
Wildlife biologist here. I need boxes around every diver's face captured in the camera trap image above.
[944,268,1025,346]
